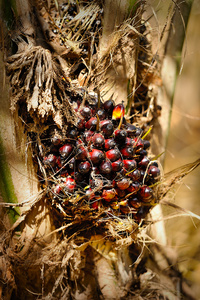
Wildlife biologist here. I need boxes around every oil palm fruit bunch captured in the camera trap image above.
[42,93,160,224]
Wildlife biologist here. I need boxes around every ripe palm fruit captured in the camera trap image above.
[129,197,142,209]
[116,178,131,190]
[143,140,150,149]
[147,165,160,179]
[128,169,141,181]
[76,146,87,160]
[127,182,140,193]
[100,120,114,137]
[91,200,99,210]
[126,123,137,137]
[85,117,97,130]
[106,149,121,162]
[111,159,123,172]
[114,129,127,144]
[78,161,91,174]
[89,149,105,164]
[104,138,116,150]
[112,103,125,120]
[133,138,144,151]
[80,106,92,119]
[64,177,76,193]
[139,186,153,202]
[84,130,94,143]
[120,146,135,158]
[102,188,116,201]
[103,99,115,114]
[68,128,78,139]
[51,135,61,146]
[59,144,73,158]
[97,109,106,120]
[53,184,62,195]
[124,137,133,146]
[77,118,85,130]
[138,156,150,168]
[99,160,112,174]
[44,154,57,168]
[123,159,137,171]
[92,133,105,148]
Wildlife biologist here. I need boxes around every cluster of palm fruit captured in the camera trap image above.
[42,95,160,223]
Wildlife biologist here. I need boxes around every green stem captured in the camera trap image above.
[0,134,20,223]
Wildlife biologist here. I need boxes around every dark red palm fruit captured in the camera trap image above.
[53,184,62,195]
[84,130,94,143]
[78,161,91,174]
[68,128,78,139]
[116,188,126,198]
[89,149,105,164]
[76,118,85,131]
[126,123,136,137]
[133,138,144,151]
[139,185,153,202]
[138,156,150,169]
[68,157,76,170]
[51,135,61,146]
[114,129,127,144]
[127,182,140,193]
[59,144,73,158]
[91,200,99,210]
[100,120,114,137]
[106,149,121,162]
[129,197,142,209]
[92,166,100,174]
[97,109,106,120]
[147,165,160,179]
[120,146,135,159]
[139,169,146,181]
[56,156,62,168]
[60,169,69,177]
[102,188,116,201]
[85,187,95,200]
[99,160,112,174]
[103,99,115,114]
[44,154,57,167]
[111,159,123,172]
[85,117,97,131]
[134,206,147,222]
[116,178,131,190]
[76,146,88,160]
[129,169,141,181]
[118,167,126,176]
[125,137,133,146]
[80,106,92,119]
[92,133,105,148]
[70,171,83,182]
[123,159,137,171]
[138,149,147,158]
[112,103,125,120]
[64,177,76,193]
[143,140,150,150]
[151,161,158,167]
[104,138,116,151]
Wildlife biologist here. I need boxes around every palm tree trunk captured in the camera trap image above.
[0,0,198,299]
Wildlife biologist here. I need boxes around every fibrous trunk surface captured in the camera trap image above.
[0,0,199,299]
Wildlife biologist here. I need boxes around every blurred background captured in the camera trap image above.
[163,0,200,296]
